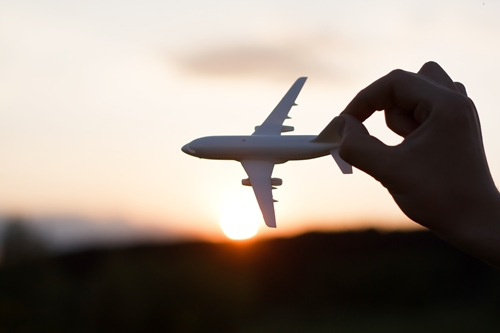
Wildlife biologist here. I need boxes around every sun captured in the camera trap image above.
[220,201,260,240]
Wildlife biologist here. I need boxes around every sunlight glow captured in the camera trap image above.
[220,200,260,240]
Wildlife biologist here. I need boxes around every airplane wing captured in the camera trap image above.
[252,77,307,136]
[241,160,277,228]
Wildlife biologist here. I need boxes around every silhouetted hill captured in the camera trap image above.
[0,230,499,332]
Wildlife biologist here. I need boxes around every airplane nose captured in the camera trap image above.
[181,143,196,155]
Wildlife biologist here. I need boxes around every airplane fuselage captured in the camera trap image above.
[182,135,339,163]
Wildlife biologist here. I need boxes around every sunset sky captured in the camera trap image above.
[1,0,500,242]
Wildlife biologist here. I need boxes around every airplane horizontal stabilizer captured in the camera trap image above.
[330,149,352,174]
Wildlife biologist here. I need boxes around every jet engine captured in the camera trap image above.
[271,178,283,186]
[242,178,282,186]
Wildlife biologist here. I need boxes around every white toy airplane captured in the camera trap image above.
[182,77,352,228]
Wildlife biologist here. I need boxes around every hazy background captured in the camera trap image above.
[2,2,500,332]
[1,0,500,248]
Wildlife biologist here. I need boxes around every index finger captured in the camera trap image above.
[341,69,444,122]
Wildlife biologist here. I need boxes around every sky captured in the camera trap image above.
[1,0,500,242]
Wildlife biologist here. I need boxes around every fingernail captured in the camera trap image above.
[333,116,346,138]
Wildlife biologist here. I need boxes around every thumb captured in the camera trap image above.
[336,114,395,178]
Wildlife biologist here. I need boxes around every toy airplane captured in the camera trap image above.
[181,77,352,228]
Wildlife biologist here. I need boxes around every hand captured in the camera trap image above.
[329,62,500,267]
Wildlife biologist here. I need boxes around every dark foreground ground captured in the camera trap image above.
[0,230,499,332]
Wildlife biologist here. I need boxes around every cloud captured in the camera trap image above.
[174,33,350,82]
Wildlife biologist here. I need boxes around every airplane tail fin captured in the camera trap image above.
[312,120,340,143]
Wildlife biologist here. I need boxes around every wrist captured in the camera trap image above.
[434,188,500,268]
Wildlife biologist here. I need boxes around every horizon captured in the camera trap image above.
[0,214,424,254]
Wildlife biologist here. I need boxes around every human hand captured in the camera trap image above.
[329,62,500,266]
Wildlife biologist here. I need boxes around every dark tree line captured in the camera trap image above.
[1,216,47,267]
[0,229,499,332]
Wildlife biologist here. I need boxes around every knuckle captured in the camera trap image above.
[439,91,476,123]
[421,61,441,71]
[387,69,406,80]
[449,92,473,111]
[454,81,467,95]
